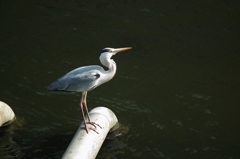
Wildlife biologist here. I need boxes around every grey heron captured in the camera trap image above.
[48,47,132,133]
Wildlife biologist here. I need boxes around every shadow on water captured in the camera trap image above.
[0,117,127,159]
[97,123,129,159]
[0,117,24,159]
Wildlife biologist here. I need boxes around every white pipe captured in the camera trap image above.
[62,107,118,159]
[0,101,16,127]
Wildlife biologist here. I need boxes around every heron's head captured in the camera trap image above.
[99,47,132,67]
[100,47,132,56]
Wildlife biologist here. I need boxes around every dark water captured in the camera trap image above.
[1,0,240,158]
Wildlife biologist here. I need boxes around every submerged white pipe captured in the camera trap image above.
[62,107,118,159]
[0,101,16,127]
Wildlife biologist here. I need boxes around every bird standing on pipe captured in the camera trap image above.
[48,47,131,133]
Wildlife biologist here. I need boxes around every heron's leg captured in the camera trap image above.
[82,92,102,129]
[80,94,88,133]
[81,92,99,134]
[82,92,91,122]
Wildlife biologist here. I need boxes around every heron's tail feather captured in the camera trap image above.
[47,80,66,91]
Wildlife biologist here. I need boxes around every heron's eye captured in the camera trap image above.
[101,48,110,53]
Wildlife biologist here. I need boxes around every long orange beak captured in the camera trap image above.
[114,47,132,53]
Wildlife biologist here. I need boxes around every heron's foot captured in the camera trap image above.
[87,121,102,129]
[82,122,102,134]
[84,126,99,134]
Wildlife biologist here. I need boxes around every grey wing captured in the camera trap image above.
[48,65,104,92]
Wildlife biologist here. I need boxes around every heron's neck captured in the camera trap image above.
[107,59,117,75]
[100,54,117,78]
